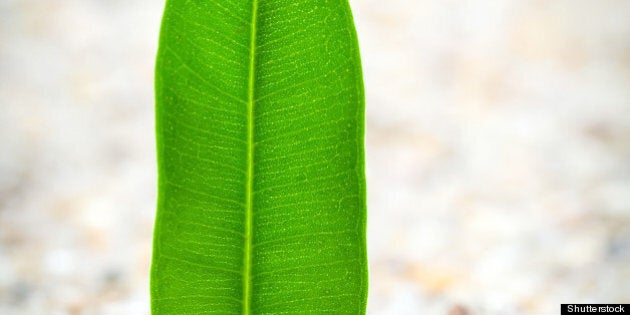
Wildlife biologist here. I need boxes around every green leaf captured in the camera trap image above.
[151,0,367,313]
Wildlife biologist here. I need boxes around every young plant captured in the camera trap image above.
[151,0,367,313]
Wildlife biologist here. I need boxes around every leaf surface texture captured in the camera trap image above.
[152,0,367,313]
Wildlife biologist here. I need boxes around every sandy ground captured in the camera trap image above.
[1,0,629,314]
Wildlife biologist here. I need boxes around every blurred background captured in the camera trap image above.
[0,0,628,314]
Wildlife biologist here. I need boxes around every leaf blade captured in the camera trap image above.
[152,0,367,313]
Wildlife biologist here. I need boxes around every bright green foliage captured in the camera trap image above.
[151,0,367,313]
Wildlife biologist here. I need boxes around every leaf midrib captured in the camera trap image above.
[243,0,258,313]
